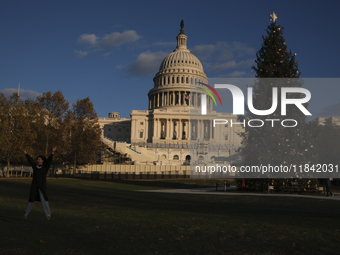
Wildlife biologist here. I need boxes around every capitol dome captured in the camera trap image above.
[152,20,208,89]
[157,48,204,74]
[148,21,210,112]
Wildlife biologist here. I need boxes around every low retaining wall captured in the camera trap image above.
[0,164,191,179]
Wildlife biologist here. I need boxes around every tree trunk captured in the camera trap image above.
[45,133,49,158]
[73,154,77,176]
[6,158,10,177]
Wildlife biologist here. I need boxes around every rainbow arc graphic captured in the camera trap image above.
[197,82,222,106]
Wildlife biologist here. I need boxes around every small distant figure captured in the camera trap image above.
[319,178,333,197]
[241,178,246,192]
[23,146,57,220]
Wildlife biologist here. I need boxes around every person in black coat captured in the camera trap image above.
[319,178,333,197]
[23,146,57,220]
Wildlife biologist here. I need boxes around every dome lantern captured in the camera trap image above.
[175,20,188,52]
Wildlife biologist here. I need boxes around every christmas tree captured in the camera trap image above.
[239,12,315,181]
[252,12,300,78]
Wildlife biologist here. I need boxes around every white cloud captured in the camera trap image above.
[119,39,255,79]
[1,88,41,100]
[191,41,255,62]
[191,41,255,76]
[232,41,256,57]
[102,52,111,59]
[209,58,255,73]
[123,51,168,77]
[75,30,141,58]
[221,71,247,78]
[77,34,98,45]
[191,44,216,61]
[100,30,140,47]
[74,50,88,58]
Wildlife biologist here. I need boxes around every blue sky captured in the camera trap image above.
[1,0,339,119]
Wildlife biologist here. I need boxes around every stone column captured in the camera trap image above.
[170,119,173,139]
[203,120,206,140]
[179,119,182,140]
[165,119,169,140]
[154,118,157,139]
[157,118,160,138]
[201,120,205,140]
[145,119,148,142]
[187,120,191,140]
[162,92,164,107]
[131,119,135,140]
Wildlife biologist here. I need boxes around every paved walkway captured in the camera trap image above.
[138,187,340,200]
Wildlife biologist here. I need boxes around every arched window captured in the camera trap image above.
[173,155,179,160]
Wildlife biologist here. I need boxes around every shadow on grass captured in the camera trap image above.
[2,178,340,255]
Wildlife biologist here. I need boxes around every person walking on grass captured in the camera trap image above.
[23,146,57,220]
[319,178,333,197]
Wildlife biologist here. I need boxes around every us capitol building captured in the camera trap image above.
[98,21,243,165]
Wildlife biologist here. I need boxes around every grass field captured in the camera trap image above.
[0,178,339,255]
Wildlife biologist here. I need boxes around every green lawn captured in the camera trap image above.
[0,178,339,255]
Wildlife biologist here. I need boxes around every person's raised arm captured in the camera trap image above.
[23,148,35,168]
[46,146,57,170]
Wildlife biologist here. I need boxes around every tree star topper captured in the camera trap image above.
[270,11,278,23]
